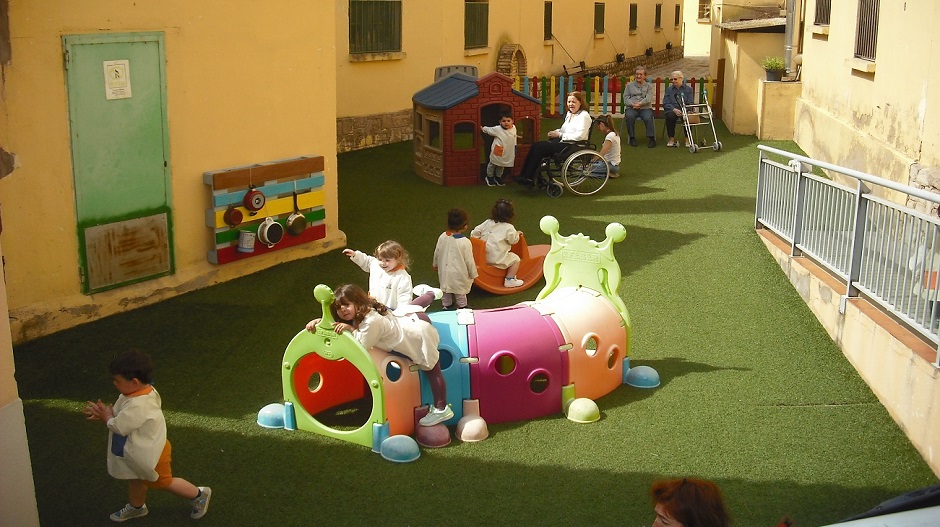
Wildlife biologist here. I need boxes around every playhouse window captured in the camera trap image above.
[349,0,402,54]
[465,1,489,49]
[427,119,442,150]
[516,117,535,145]
[453,122,476,150]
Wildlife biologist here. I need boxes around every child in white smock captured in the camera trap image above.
[481,110,518,187]
[471,198,524,288]
[433,208,478,310]
[306,283,454,426]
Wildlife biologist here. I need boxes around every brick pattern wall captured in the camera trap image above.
[336,109,413,153]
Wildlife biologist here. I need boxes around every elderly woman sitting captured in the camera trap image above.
[662,70,695,148]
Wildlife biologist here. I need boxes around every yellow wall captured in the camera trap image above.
[717,30,784,135]
[682,1,712,56]
[757,80,801,140]
[0,1,344,343]
[335,0,683,119]
[795,0,940,188]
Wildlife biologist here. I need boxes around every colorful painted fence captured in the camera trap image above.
[512,75,719,118]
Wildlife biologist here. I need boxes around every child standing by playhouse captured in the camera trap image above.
[481,110,518,187]
[83,349,211,522]
[471,198,524,288]
[433,208,478,310]
[306,283,454,426]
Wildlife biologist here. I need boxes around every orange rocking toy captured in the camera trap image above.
[470,233,550,294]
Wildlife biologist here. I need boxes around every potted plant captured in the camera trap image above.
[761,56,786,81]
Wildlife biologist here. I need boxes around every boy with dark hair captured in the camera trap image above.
[481,110,518,186]
[84,349,211,522]
[432,208,478,309]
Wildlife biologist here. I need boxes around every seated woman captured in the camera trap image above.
[516,91,591,186]
[663,70,695,148]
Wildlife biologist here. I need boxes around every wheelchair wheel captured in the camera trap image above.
[546,181,563,198]
[561,150,608,196]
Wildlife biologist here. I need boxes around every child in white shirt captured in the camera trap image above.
[84,349,211,522]
[471,199,524,288]
[481,110,518,187]
[593,114,622,178]
[433,208,478,309]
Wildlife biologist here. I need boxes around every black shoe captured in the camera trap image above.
[629,137,638,147]
[495,177,505,186]
[516,177,534,187]
[485,176,496,187]
[648,138,656,148]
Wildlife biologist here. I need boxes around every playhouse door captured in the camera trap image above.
[63,33,174,293]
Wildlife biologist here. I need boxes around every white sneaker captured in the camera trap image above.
[504,277,524,288]
[419,404,454,426]
[412,284,443,300]
[110,503,148,522]
[191,487,212,519]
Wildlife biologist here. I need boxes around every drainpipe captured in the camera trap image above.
[784,0,800,73]
[784,0,794,72]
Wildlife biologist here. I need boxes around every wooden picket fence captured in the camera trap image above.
[512,75,719,118]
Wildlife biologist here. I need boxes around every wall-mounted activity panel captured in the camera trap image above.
[204,155,327,264]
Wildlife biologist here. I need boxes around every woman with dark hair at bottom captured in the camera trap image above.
[650,478,731,527]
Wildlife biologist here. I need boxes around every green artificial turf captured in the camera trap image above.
[13,118,938,526]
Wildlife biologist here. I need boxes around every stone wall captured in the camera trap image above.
[336,109,413,153]
[582,46,686,78]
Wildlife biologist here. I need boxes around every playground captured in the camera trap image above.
[12,118,938,526]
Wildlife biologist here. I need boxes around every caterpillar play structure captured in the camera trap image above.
[260,216,660,460]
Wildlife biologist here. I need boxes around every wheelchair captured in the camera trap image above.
[531,120,610,198]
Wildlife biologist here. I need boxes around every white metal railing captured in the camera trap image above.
[756,145,940,366]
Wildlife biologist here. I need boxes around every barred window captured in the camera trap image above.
[465,1,489,49]
[629,4,638,31]
[814,0,831,25]
[655,4,663,29]
[698,0,710,20]
[854,0,878,61]
[594,3,605,34]
[544,2,553,40]
[349,0,402,54]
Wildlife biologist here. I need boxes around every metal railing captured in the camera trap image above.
[756,145,940,366]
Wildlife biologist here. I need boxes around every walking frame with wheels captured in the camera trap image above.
[677,92,722,154]
[531,118,610,198]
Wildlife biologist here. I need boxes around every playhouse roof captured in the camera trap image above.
[412,72,540,110]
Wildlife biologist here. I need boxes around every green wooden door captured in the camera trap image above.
[63,33,174,293]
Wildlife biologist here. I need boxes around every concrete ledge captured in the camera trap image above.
[758,228,940,477]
